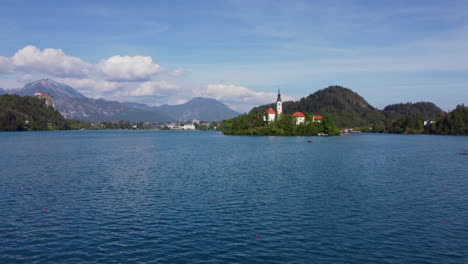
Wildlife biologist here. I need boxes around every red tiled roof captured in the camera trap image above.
[292,112,305,117]
[266,107,276,114]
[313,115,323,120]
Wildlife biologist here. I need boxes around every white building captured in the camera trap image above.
[292,112,306,125]
[182,124,196,130]
[263,107,276,123]
[424,120,435,126]
[313,115,323,123]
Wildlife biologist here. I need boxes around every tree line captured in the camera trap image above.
[369,104,467,135]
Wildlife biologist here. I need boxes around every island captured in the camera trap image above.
[222,90,340,136]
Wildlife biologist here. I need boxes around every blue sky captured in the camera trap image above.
[1,0,467,111]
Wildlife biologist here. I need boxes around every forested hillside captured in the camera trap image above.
[429,104,467,135]
[0,94,69,131]
[383,102,443,120]
[251,86,387,127]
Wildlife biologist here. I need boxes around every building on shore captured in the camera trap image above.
[292,112,306,125]
[312,115,323,123]
[263,107,276,123]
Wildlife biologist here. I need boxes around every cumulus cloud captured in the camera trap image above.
[129,81,180,96]
[0,56,14,73]
[17,74,38,83]
[56,77,125,95]
[11,45,90,77]
[169,67,188,77]
[0,45,292,112]
[97,55,164,82]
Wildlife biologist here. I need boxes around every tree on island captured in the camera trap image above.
[222,112,340,136]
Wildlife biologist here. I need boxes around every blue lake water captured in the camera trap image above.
[0,131,467,263]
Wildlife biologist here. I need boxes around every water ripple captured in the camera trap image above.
[0,131,467,263]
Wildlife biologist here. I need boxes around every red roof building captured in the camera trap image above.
[312,115,323,122]
[292,112,305,117]
[292,112,306,124]
[266,107,276,114]
[264,107,276,123]
[35,91,50,96]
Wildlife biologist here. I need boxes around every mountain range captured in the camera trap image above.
[252,85,444,127]
[5,79,239,122]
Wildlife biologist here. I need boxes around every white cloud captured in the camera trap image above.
[0,56,14,73]
[97,55,164,82]
[11,45,90,77]
[57,78,122,93]
[169,67,188,77]
[17,74,38,83]
[129,81,180,96]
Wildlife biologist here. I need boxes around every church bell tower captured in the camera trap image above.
[276,89,282,115]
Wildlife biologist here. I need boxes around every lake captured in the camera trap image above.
[1,131,467,263]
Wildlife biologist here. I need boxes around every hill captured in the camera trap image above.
[251,86,386,127]
[430,104,467,135]
[383,102,443,120]
[0,94,69,131]
[157,97,239,122]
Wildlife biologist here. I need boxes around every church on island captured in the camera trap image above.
[263,89,322,125]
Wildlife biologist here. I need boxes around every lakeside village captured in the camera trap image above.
[85,120,218,130]
[30,91,217,131]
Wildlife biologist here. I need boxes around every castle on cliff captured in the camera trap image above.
[34,91,56,110]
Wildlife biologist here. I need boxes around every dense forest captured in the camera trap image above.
[0,94,70,131]
[382,102,443,120]
[426,105,467,135]
[367,104,467,135]
[222,112,340,136]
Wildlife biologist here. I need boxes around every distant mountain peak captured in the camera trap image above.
[18,79,86,99]
[157,97,239,122]
[186,97,222,104]
[26,78,63,87]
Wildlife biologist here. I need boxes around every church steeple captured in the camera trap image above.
[276,89,282,115]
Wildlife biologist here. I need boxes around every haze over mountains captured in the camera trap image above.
[7,79,239,122]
